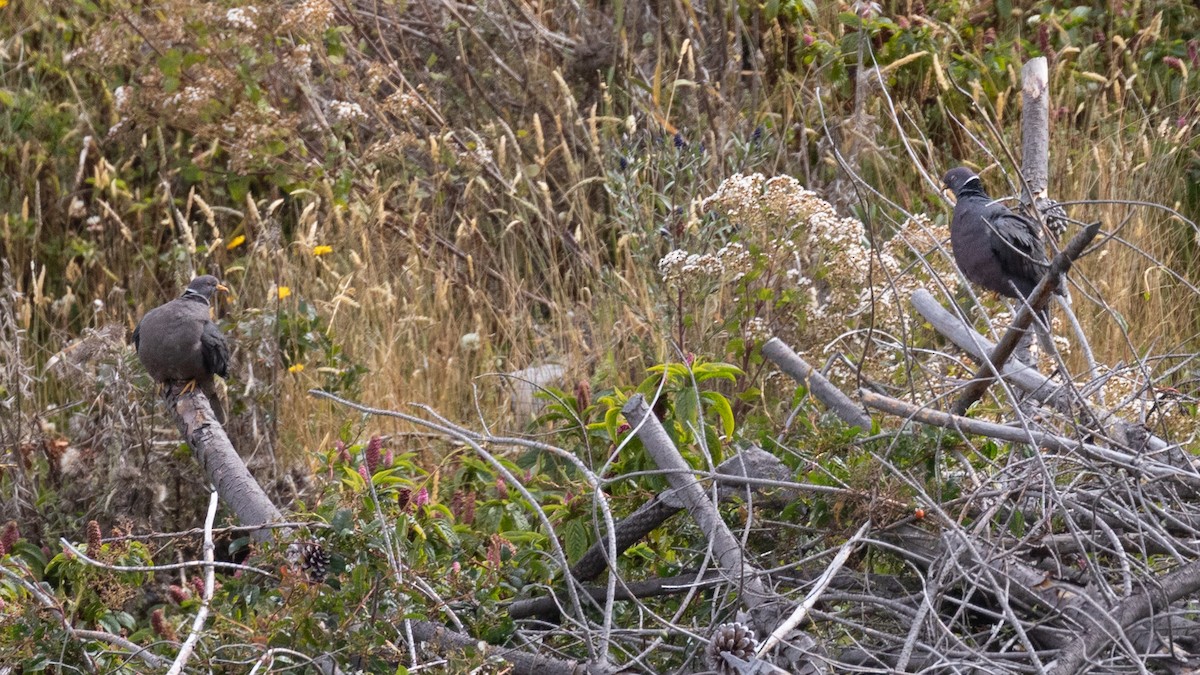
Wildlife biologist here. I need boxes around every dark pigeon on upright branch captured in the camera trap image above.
[942,166,1064,314]
[942,167,1066,362]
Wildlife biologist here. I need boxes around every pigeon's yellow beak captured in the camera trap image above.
[217,283,230,294]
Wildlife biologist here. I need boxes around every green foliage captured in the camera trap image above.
[273,294,367,395]
[2,0,1200,670]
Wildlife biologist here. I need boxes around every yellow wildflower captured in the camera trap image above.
[277,286,291,300]
[226,234,246,250]
[288,364,305,373]
[313,245,333,256]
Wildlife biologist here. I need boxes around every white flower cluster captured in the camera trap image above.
[716,242,751,279]
[363,133,417,163]
[329,100,367,124]
[164,86,211,110]
[224,6,259,30]
[462,143,493,168]
[702,172,838,232]
[285,0,334,33]
[658,241,753,284]
[700,172,962,370]
[113,85,130,114]
[286,44,313,78]
[745,316,770,342]
[658,250,723,282]
[383,90,420,119]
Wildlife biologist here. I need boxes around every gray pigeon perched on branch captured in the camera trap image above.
[132,275,231,424]
[943,167,1066,319]
[942,167,1061,301]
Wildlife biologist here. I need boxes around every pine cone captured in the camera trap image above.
[1036,197,1070,242]
[286,542,331,584]
[705,622,758,674]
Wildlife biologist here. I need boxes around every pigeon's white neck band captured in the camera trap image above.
[963,176,981,187]
[182,289,210,303]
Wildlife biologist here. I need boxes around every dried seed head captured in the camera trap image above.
[152,608,178,641]
[86,520,103,555]
[0,521,18,555]
[365,435,383,473]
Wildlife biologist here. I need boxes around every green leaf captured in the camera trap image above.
[674,389,698,425]
[764,0,780,22]
[429,518,459,547]
[623,542,655,561]
[12,540,47,572]
[227,176,250,205]
[605,405,623,440]
[692,361,744,382]
[504,530,547,546]
[1008,509,1026,538]
[341,465,366,492]
[700,391,736,438]
[158,49,182,78]
[331,508,354,534]
[562,519,589,562]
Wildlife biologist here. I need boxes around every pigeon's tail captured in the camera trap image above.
[1032,306,1057,363]
[200,378,226,425]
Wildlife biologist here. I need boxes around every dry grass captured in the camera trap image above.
[1,0,1198,531]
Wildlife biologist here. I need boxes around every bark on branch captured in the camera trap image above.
[761,337,872,429]
[1020,56,1051,208]
[621,395,774,610]
[911,288,1185,465]
[162,383,282,542]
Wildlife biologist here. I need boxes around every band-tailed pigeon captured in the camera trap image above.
[943,167,1062,304]
[132,275,230,424]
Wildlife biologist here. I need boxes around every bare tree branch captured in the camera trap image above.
[761,338,872,429]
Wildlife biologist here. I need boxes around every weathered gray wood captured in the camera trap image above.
[910,289,1073,413]
[861,389,1200,487]
[163,384,282,542]
[1019,57,1050,208]
[621,395,772,609]
[761,338,872,430]
[911,288,1186,466]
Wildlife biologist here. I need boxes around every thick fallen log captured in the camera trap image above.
[621,394,774,611]
[1049,557,1200,674]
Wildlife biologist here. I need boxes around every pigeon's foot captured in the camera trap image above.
[180,379,198,395]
